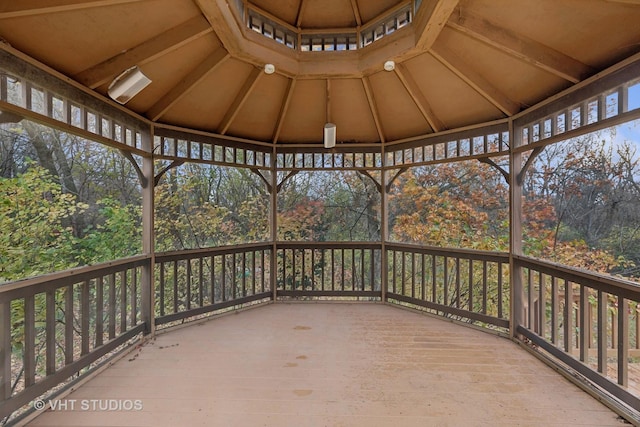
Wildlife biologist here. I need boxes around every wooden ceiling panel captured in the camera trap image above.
[248,0,300,27]
[368,71,432,142]
[277,79,327,143]
[357,0,405,24]
[458,0,640,69]
[114,35,222,114]
[330,79,381,143]
[0,0,201,76]
[299,0,357,28]
[226,74,292,142]
[438,27,570,110]
[160,59,257,132]
[403,53,504,130]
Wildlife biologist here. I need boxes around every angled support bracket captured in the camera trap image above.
[356,169,382,193]
[119,150,148,188]
[516,146,544,185]
[385,167,409,192]
[153,159,185,187]
[250,168,272,193]
[478,157,510,184]
[276,170,299,194]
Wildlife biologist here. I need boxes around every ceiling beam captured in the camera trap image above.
[272,78,296,143]
[350,0,362,27]
[146,47,229,121]
[75,16,213,89]
[413,0,460,50]
[0,0,145,19]
[431,41,520,116]
[605,0,640,4]
[361,76,386,143]
[394,63,445,132]
[447,10,594,84]
[218,66,262,134]
[296,0,308,28]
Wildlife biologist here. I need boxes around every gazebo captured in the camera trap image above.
[1,0,640,425]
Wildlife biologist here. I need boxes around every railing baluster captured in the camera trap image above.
[538,271,544,338]
[186,259,192,310]
[411,253,416,299]
[120,270,127,332]
[65,285,74,365]
[443,256,448,306]
[211,255,216,303]
[96,276,104,347]
[241,252,246,297]
[618,296,629,387]
[173,262,178,313]
[468,259,473,311]
[0,301,10,400]
[341,248,345,291]
[109,273,116,340]
[564,279,572,353]
[392,251,397,294]
[528,269,534,330]
[131,268,137,326]
[421,253,426,301]
[597,290,607,374]
[331,249,335,291]
[497,262,503,319]
[160,262,166,317]
[222,255,227,301]
[46,290,56,376]
[579,285,588,362]
[401,251,406,296]
[455,258,460,309]
[81,280,90,356]
[311,248,315,291]
[431,255,436,303]
[252,251,257,295]
[199,257,204,305]
[292,248,296,291]
[551,276,557,345]
[24,295,35,387]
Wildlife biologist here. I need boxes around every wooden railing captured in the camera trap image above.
[154,244,272,326]
[386,243,510,329]
[3,244,640,421]
[514,255,640,411]
[0,256,149,420]
[275,242,381,298]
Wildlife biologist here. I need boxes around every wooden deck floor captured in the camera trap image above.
[27,303,623,426]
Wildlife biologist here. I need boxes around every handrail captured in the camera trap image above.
[0,256,150,420]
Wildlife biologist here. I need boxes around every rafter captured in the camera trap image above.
[605,0,640,4]
[272,78,296,144]
[0,0,144,19]
[361,76,386,143]
[146,48,229,121]
[218,67,262,134]
[431,42,520,116]
[394,63,445,132]
[75,16,212,89]
[413,0,460,50]
[447,10,594,84]
[296,0,308,28]
[350,0,362,27]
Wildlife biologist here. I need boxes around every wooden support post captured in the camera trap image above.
[141,125,155,335]
[271,145,278,302]
[509,119,525,337]
[0,302,10,400]
[380,146,388,303]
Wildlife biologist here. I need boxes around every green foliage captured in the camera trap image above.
[0,166,84,281]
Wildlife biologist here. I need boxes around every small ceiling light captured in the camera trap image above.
[264,63,276,74]
[324,123,336,149]
[383,60,395,71]
[107,66,151,104]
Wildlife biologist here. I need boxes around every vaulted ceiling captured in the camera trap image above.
[1,0,640,144]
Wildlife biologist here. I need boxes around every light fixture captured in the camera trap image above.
[324,123,336,149]
[107,66,151,104]
[383,60,395,71]
[264,63,276,74]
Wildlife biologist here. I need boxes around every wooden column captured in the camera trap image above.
[270,145,278,301]
[141,125,155,335]
[509,119,525,337]
[380,146,388,303]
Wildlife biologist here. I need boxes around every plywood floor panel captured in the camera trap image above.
[28,303,622,427]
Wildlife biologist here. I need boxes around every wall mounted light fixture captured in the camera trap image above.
[324,123,336,149]
[107,66,152,104]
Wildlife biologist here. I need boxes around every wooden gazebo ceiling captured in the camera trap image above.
[2,0,640,144]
